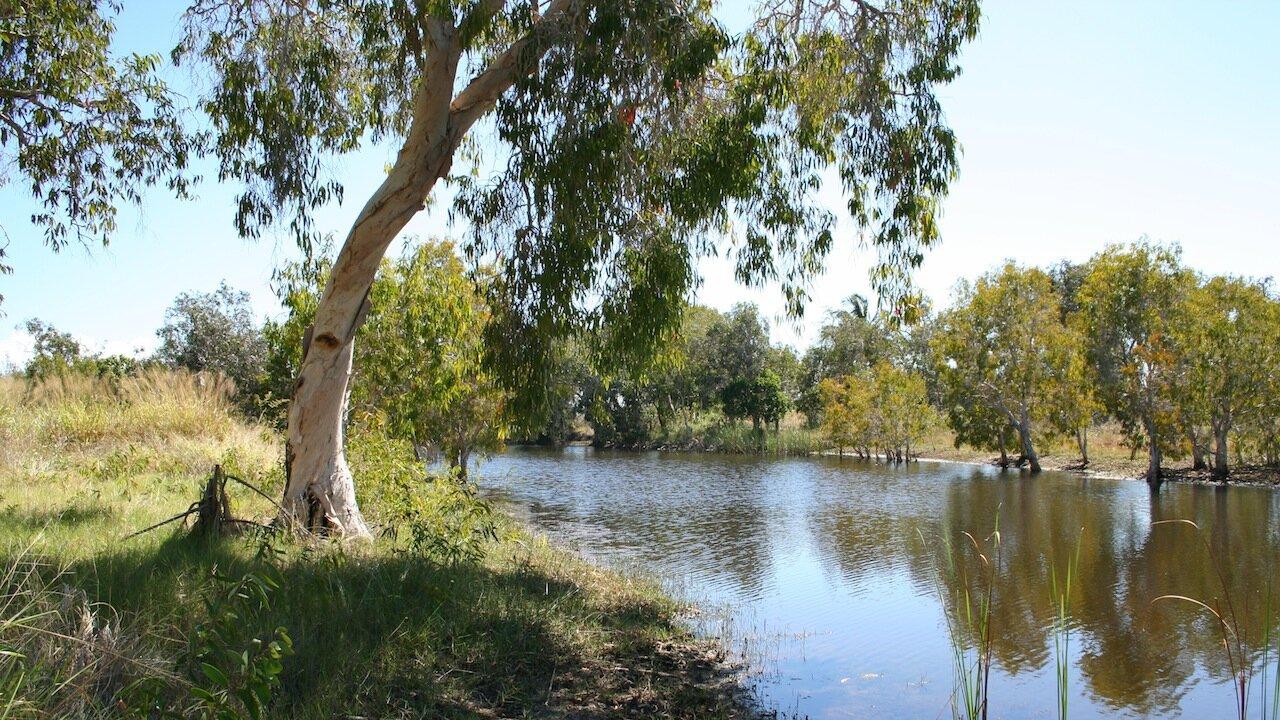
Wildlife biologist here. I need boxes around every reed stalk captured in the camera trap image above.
[1049,530,1082,720]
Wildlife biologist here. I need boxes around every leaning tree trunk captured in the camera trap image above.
[1186,426,1208,471]
[279,6,577,535]
[1075,426,1089,467]
[283,100,456,535]
[1014,409,1041,473]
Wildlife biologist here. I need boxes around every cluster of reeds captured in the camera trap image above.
[1050,531,1083,720]
[928,521,1081,720]
[925,519,1001,720]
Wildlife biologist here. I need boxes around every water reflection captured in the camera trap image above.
[479,448,1280,719]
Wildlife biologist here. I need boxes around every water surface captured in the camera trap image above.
[478,447,1280,719]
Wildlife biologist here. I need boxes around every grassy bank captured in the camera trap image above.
[0,372,751,719]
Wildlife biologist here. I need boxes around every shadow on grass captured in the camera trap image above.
[5,530,746,720]
[0,501,115,530]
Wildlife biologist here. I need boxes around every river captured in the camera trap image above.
[477,447,1280,719]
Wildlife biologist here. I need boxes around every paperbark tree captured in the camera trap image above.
[1075,242,1192,488]
[1177,276,1280,480]
[931,263,1081,473]
[178,0,980,535]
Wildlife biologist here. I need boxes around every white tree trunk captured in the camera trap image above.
[282,33,458,537]
[278,3,579,536]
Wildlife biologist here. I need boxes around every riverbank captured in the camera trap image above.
[0,373,756,719]
[567,416,1280,487]
[906,426,1280,487]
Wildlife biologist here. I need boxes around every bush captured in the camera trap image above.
[155,283,268,413]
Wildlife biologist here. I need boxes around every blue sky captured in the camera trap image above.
[2,0,1278,367]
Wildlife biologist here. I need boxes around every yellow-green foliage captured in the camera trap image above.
[817,363,936,457]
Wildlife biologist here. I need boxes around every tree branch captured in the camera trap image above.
[448,0,579,135]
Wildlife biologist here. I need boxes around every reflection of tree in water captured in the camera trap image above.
[811,468,1280,715]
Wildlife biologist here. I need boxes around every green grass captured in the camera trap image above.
[0,372,750,719]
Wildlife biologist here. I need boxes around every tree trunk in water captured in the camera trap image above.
[1213,424,1229,481]
[1018,425,1041,473]
[1076,426,1089,466]
[997,428,1009,469]
[1144,419,1162,489]
[1015,410,1041,473]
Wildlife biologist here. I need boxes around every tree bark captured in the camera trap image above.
[1213,422,1230,481]
[1075,426,1089,466]
[1144,418,1162,489]
[1187,426,1208,471]
[1013,408,1041,473]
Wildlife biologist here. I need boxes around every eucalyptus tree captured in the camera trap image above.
[1177,276,1280,479]
[1075,242,1192,487]
[0,0,195,301]
[178,0,980,534]
[931,262,1080,472]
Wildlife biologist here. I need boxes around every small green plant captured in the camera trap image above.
[1050,530,1083,720]
[127,543,293,720]
[382,470,498,565]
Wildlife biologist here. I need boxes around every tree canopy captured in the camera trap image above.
[931,262,1084,472]
[0,0,196,284]
[174,0,979,420]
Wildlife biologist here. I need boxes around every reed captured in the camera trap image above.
[1262,581,1280,720]
[923,515,1001,720]
[1151,519,1259,720]
[1049,530,1082,720]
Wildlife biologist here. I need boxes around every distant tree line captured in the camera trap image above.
[16,238,1280,486]
[525,239,1280,486]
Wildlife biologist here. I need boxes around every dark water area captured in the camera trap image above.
[477,447,1280,719]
